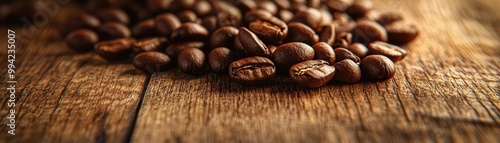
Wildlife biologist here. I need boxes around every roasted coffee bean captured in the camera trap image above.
[375,12,403,25]
[62,12,101,36]
[132,19,158,39]
[385,21,419,45]
[278,10,294,23]
[290,8,323,31]
[244,9,273,23]
[95,38,135,60]
[95,8,130,25]
[168,0,196,12]
[155,13,181,37]
[193,0,213,17]
[171,22,209,42]
[65,29,99,52]
[147,0,171,12]
[177,10,198,23]
[351,20,387,45]
[229,56,276,85]
[201,16,218,33]
[289,1,307,13]
[332,59,361,83]
[333,32,352,48]
[238,27,270,57]
[307,0,322,8]
[233,0,256,13]
[289,60,335,88]
[178,48,206,75]
[335,48,360,63]
[319,24,336,46]
[133,51,172,73]
[347,43,369,58]
[215,5,242,28]
[284,22,319,45]
[256,1,278,15]
[346,0,373,19]
[320,9,334,27]
[360,55,395,80]
[209,26,239,48]
[165,41,205,59]
[274,0,291,10]
[132,37,168,54]
[208,47,238,74]
[324,0,354,12]
[99,22,131,41]
[248,16,288,43]
[312,42,336,64]
[368,41,407,62]
[273,42,315,70]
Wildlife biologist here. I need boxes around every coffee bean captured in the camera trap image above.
[256,1,278,15]
[99,22,131,41]
[229,56,276,85]
[208,47,238,74]
[132,19,159,39]
[209,26,239,49]
[193,0,213,17]
[133,51,172,73]
[346,0,373,19]
[165,41,205,59]
[319,24,336,46]
[376,12,403,25]
[177,10,198,23]
[62,12,101,36]
[274,0,291,10]
[289,1,308,13]
[238,27,270,57]
[171,22,209,42]
[248,16,288,43]
[320,9,334,27]
[385,21,419,45]
[214,3,242,28]
[133,37,168,54]
[289,60,335,88]
[267,45,278,55]
[332,59,361,83]
[65,29,99,52]
[312,42,336,64]
[178,48,206,75]
[95,8,130,25]
[368,41,407,62]
[273,42,315,70]
[351,20,387,45]
[244,10,273,23]
[168,0,196,12]
[278,10,294,23]
[347,43,369,58]
[290,8,323,31]
[307,0,322,8]
[155,13,181,37]
[324,0,354,12]
[284,22,319,45]
[233,0,256,13]
[335,48,360,63]
[333,32,352,48]
[233,36,248,55]
[360,55,395,80]
[95,38,135,60]
[147,0,170,12]
[201,16,218,33]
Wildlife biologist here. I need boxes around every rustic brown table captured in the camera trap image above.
[1,0,499,142]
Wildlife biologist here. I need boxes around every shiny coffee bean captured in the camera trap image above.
[333,32,352,48]
[132,19,158,39]
[244,9,273,23]
[248,16,288,43]
[95,8,130,25]
[99,22,131,41]
[208,47,238,74]
[193,0,213,17]
[312,42,336,64]
[290,8,323,31]
[133,51,172,73]
[289,60,335,88]
[351,20,387,45]
[238,27,270,57]
[62,12,101,36]
[171,22,209,42]
[278,10,294,23]
[201,16,218,33]
[360,55,395,80]
[132,37,168,54]
[155,13,181,37]
[332,59,361,83]
[335,48,360,63]
[178,48,206,75]
[284,22,319,45]
[368,41,407,62]
[319,24,336,46]
[209,26,239,48]
[385,21,419,45]
[273,42,315,70]
[347,43,369,58]
[256,1,278,15]
[65,29,99,52]
[229,56,276,85]
[375,12,403,25]
[94,38,135,60]
[216,9,242,28]
[165,41,205,59]
[324,0,354,12]
[346,0,373,19]
[177,10,198,23]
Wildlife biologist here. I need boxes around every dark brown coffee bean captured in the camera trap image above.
[208,47,238,74]
[229,56,276,85]
[360,55,395,80]
[233,0,256,12]
[214,2,242,28]
[193,0,213,17]
[62,12,101,36]
[244,9,273,23]
[346,0,373,19]
[65,29,99,52]
[248,16,288,43]
[132,19,158,39]
[165,41,205,59]
[168,0,196,12]
[95,8,130,25]
[335,48,360,63]
[256,1,278,15]
[347,43,369,58]
[201,16,218,33]
[368,41,407,62]
[132,37,168,54]
[351,20,387,45]
[278,10,294,23]
[332,59,361,83]
[290,8,323,31]
[209,26,239,49]
[289,60,335,88]
[95,38,135,60]
[99,22,131,41]
[273,42,315,70]
[333,32,352,48]
[177,10,198,23]
[324,0,354,12]
[178,48,206,75]
[133,51,172,73]
[147,0,171,12]
[155,13,181,37]
[319,24,336,46]
[385,21,419,45]
[238,27,270,57]
[284,22,319,45]
[171,22,209,42]
[312,42,336,64]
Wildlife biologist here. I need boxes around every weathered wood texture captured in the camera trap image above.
[0,0,499,142]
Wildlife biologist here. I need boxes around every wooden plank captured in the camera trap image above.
[0,28,148,142]
[131,0,500,142]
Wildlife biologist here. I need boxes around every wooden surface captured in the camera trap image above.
[1,0,500,142]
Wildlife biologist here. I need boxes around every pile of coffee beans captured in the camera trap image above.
[62,0,418,88]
